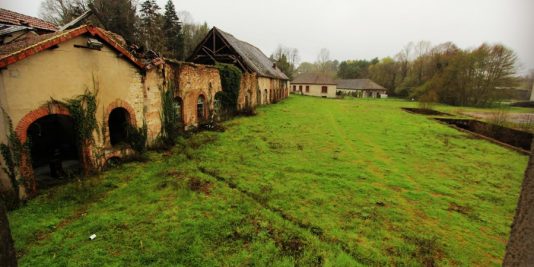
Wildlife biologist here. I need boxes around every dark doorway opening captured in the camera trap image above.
[109,108,130,146]
[27,114,80,187]
[174,97,184,128]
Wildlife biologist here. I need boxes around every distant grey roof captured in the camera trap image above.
[291,73,336,85]
[215,28,288,80]
[336,79,386,90]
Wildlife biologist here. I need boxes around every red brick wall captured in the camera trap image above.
[238,72,258,110]
[174,63,222,128]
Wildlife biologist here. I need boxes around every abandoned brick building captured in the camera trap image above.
[188,27,290,107]
[0,9,286,199]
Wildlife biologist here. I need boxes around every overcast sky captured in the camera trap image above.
[1,0,533,73]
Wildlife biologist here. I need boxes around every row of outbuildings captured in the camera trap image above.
[0,8,289,198]
[291,73,388,98]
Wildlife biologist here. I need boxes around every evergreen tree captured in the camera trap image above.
[90,0,138,44]
[163,0,184,59]
[139,0,165,53]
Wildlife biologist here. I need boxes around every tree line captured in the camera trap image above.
[275,41,521,107]
[39,0,209,60]
[369,41,519,106]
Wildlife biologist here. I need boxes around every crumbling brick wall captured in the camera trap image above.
[238,72,258,110]
[175,63,222,128]
[143,65,165,143]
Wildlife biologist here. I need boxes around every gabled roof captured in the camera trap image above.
[0,25,143,69]
[291,73,336,85]
[188,27,288,80]
[336,79,386,90]
[0,8,58,32]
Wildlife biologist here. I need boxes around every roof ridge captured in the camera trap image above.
[0,8,58,31]
[0,25,144,69]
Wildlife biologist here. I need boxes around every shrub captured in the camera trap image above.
[127,122,148,154]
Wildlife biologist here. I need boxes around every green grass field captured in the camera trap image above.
[8,96,528,266]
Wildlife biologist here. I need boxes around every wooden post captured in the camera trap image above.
[0,201,17,267]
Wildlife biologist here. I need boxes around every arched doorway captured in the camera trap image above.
[197,95,206,122]
[264,89,268,104]
[108,107,130,146]
[174,96,184,128]
[27,114,79,187]
[245,90,252,108]
[214,91,225,121]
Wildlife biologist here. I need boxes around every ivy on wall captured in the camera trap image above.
[215,63,242,112]
[159,81,180,147]
[52,89,99,175]
[0,108,29,208]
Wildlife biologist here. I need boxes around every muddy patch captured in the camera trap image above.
[402,108,451,116]
[435,118,532,153]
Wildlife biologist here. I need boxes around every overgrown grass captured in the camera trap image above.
[9,96,527,266]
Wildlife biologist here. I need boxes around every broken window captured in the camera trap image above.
[321,86,328,93]
[109,107,130,146]
[197,95,206,121]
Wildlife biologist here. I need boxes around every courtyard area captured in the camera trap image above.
[9,96,527,266]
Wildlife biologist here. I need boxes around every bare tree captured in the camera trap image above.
[0,201,16,267]
[315,48,337,75]
[39,0,88,25]
[503,140,534,266]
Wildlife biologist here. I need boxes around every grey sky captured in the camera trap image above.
[1,0,533,73]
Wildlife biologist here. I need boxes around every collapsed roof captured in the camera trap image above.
[0,8,58,32]
[0,25,143,69]
[188,27,288,80]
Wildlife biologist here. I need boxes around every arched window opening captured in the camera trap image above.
[27,114,79,186]
[197,95,206,121]
[174,97,183,126]
[109,107,130,146]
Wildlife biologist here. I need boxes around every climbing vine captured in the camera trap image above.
[0,108,29,208]
[215,63,242,112]
[159,81,180,147]
[51,89,99,175]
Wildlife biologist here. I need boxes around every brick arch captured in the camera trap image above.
[14,103,72,196]
[16,104,70,143]
[105,99,138,127]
